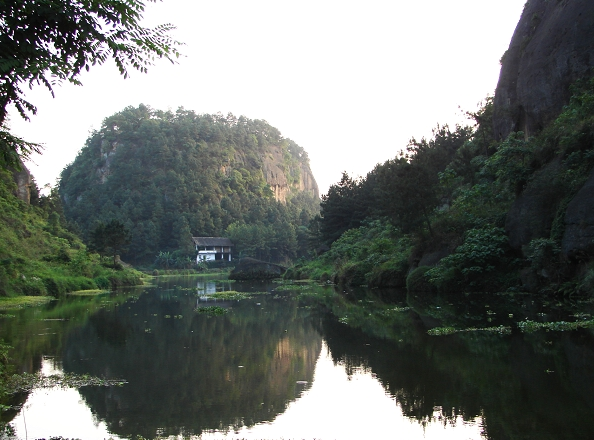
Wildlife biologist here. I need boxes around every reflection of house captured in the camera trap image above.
[192,237,233,263]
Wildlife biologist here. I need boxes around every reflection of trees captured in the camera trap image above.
[62,287,322,438]
[320,293,594,440]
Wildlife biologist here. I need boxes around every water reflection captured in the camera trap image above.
[196,278,233,296]
[2,278,594,439]
[61,278,322,438]
[313,287,594,440]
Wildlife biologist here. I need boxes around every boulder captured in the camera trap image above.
[229,257,287,280]
[493,0,594,141]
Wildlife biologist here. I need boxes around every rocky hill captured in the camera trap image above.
[296,0,594,294]
[59,105,319,263]
[493,0,594,140]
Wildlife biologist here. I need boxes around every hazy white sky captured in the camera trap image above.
[8,0,526,195]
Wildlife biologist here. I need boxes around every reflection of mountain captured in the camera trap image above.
[320,301,594,440]
[62,281,322,438]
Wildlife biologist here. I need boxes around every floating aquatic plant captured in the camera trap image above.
[428,325,511,336]
[6,372,126,393]
[517,319,594,333]
[199,290,267,300]
[67,289,108,296]
[195,306,228,316]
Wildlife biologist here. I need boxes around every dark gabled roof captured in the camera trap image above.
[192,237,234,247]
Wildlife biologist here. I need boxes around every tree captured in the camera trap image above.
[89,222,108,260]
[375,124,473,236]
[0,0,182,167]
[91,219,131,266]
[319,172,367,245]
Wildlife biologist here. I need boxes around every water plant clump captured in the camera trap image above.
[195,306,229,316]
[6,372,126,394]
[199,290,267,300]
[67,289,109,296]
[428,325,512,336]
[517,319,594,333]
[273,283,316,292]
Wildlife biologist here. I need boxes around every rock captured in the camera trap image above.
[11,160,32,204]
[493,0,594,140]
[229,257,287,280]
[406,266,437,295]
[505,158,566,250]
[562,168,594,259]
[261,145,319,203]
[418,248,451,267]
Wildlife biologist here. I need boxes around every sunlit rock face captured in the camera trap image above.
[11,160,32,203]
[261,144,319,203]
[493,0,594,140]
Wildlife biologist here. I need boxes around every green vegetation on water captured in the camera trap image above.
[200,290,267,300]
[195,306,228,316]
[517,318,594,332]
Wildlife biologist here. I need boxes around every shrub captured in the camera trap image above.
[19,277,47,296]
[425,227,511,292]
[93,276,110,290]
[333,261,368,286]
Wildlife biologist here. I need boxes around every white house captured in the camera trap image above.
[192,237,233,263]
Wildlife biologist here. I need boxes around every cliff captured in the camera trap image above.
[493,0,594,140]
[262,144,319,203]
[11,160,32,204]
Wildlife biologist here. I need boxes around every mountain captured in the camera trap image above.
[493,0,594,140]
[294,0,594,295]
[59,105,320,264]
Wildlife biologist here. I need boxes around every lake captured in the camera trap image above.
[1,275,594,439]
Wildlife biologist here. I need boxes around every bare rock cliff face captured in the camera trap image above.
[262,145,319,203]
[11,161,32,204]
[493,0,594,140]
[562,168,594,258]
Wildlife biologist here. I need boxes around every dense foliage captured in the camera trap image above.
[59,105,319,265]
[0,0,181,168]
[0,170,143,297]
[299,79,594,295]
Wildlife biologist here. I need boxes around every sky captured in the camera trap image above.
[7,0,527,195]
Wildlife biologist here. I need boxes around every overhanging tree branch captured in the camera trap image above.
[0,0,183,168]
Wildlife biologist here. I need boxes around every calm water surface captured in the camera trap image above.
[1,275,594,439]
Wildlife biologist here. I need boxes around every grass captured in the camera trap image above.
[0,296,53,310]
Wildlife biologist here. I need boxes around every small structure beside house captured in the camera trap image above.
[192,237,233,263]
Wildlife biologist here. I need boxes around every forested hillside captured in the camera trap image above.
[292,77,594,295]
[59,105,319,265]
